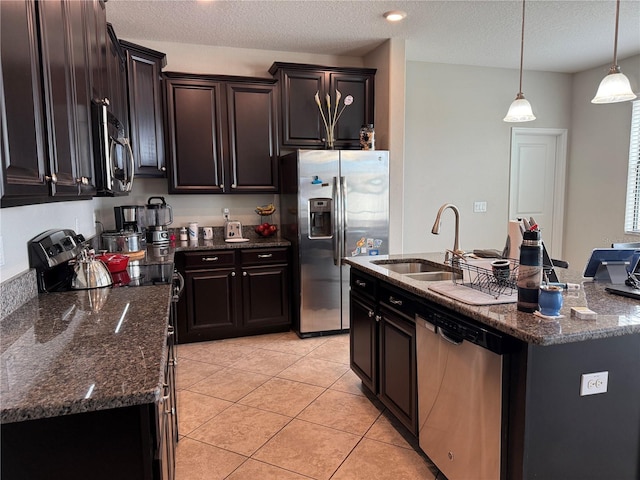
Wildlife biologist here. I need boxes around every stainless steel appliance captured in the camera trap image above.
[114,205,145,233]
[91,98,135,196]
[280,150,389,336]
[225,220,243,239]
[101,230,144,253]
[143,196,173,245]
[416,305,513,480]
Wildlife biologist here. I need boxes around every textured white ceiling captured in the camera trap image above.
[106,0,640,74]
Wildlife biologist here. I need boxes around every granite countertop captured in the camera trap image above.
[166,224,290,252]
[0,284,172,424]
[345,253,640,346]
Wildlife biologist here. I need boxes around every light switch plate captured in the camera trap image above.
[580,371,608,396]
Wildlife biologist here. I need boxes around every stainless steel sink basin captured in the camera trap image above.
[373,260,444,274]
[404,271,462,282]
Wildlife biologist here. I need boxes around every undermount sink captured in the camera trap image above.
[373,260,445,274]
[372,259,462,282]
[404,271,462,282]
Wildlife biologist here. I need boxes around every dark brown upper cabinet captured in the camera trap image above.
[269,62,375,150]
[106,24,128,136]
[164,73,279,194]
[120,41,167,178]
[0,0,101,207]
[0,0,50,206]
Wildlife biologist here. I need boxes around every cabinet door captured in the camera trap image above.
[70,0,96,196]
[226,82,278,192]
[0,0,49,205]
[378,306,417,435]
[183,268,239,342]
[38,0,80,198]
[350,293,378,393]
[241,264,289,328]
[278,69,325,148]
[84,0,107,103]
[106,24,128,132]
[122,41,166,178]
[328,71,374,149]
[166,78,226,193]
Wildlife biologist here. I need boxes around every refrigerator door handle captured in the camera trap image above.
[340,176,347,263]
[332,176,340,266]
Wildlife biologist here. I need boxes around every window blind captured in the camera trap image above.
[625,100,640,234]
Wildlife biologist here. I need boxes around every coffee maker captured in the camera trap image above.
[143,197,173,245]
[114,205,144,233]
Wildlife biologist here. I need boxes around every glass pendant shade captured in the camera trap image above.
[504,94,536,122]
[591,69,637,104]
[592,0,637,104]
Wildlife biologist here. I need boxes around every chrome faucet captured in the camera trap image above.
[431,203,464,263]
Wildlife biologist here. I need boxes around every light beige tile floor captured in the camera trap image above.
[175,331,441,480]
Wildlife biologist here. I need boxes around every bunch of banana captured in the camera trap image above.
[255,203,276,216]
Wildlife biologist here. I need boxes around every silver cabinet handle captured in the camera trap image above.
[219,184,224,189]
[46,173,58,184]
[389,296,403,306]
[258,254,273,258]
[202,256,218,262]
[367,310,374,318]
[161,166,166,171]
[243,271,247,276]
[231,183,237,189]
[355,279,366,288]
[231,271,236,277]
[375,315,381,322]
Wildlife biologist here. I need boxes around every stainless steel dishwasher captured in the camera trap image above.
[416,304,511,480]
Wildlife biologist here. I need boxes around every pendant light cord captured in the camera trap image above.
[612,0,620,67]
[518,0,526,95]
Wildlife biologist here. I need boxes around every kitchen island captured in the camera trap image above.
[345,253,640,480]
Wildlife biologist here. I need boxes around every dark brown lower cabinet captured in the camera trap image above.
[378,304,417,435]
[176,248,291,343]
[349,269,418,436]
[350,293,377,393]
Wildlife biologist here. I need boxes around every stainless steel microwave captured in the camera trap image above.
[92,98,134,196]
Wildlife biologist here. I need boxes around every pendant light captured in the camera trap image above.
[504,0,536,122]
[591,0,637,104]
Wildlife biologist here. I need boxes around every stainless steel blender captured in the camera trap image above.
[143,196,173,245]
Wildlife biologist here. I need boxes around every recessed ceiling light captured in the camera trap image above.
[383,10,407,22]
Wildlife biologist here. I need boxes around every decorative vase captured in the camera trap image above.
[325,128,335,149]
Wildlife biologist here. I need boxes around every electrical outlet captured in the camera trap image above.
[473,201,487,213]
[580,371,608,396]
[223,208,230,221]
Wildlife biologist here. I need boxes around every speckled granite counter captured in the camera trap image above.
[345,253,640,346]
[172,232,290,251]
[0,284,173,424]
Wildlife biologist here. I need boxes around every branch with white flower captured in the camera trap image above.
[314,90,353,148]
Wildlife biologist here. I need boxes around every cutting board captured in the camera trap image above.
[428,281,517,305]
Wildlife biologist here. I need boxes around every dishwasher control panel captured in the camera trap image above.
[418,304,515,355]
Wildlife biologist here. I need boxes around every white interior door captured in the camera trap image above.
[509,128,567,259]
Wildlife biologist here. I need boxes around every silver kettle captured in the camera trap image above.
[72,249,113,290]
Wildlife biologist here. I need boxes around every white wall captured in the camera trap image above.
[0,200,96,281]
[364,38,406,254]
[122,38,364,76]
[403,62,572,255]
[564,55,640,268]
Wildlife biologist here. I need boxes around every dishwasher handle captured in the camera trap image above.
[438,326,464,345]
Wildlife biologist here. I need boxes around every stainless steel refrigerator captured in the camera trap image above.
[280,150,389,336]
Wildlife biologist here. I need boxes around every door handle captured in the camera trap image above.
[258,254,273,258]
[202,256,218,262]
[389,296,403,306]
